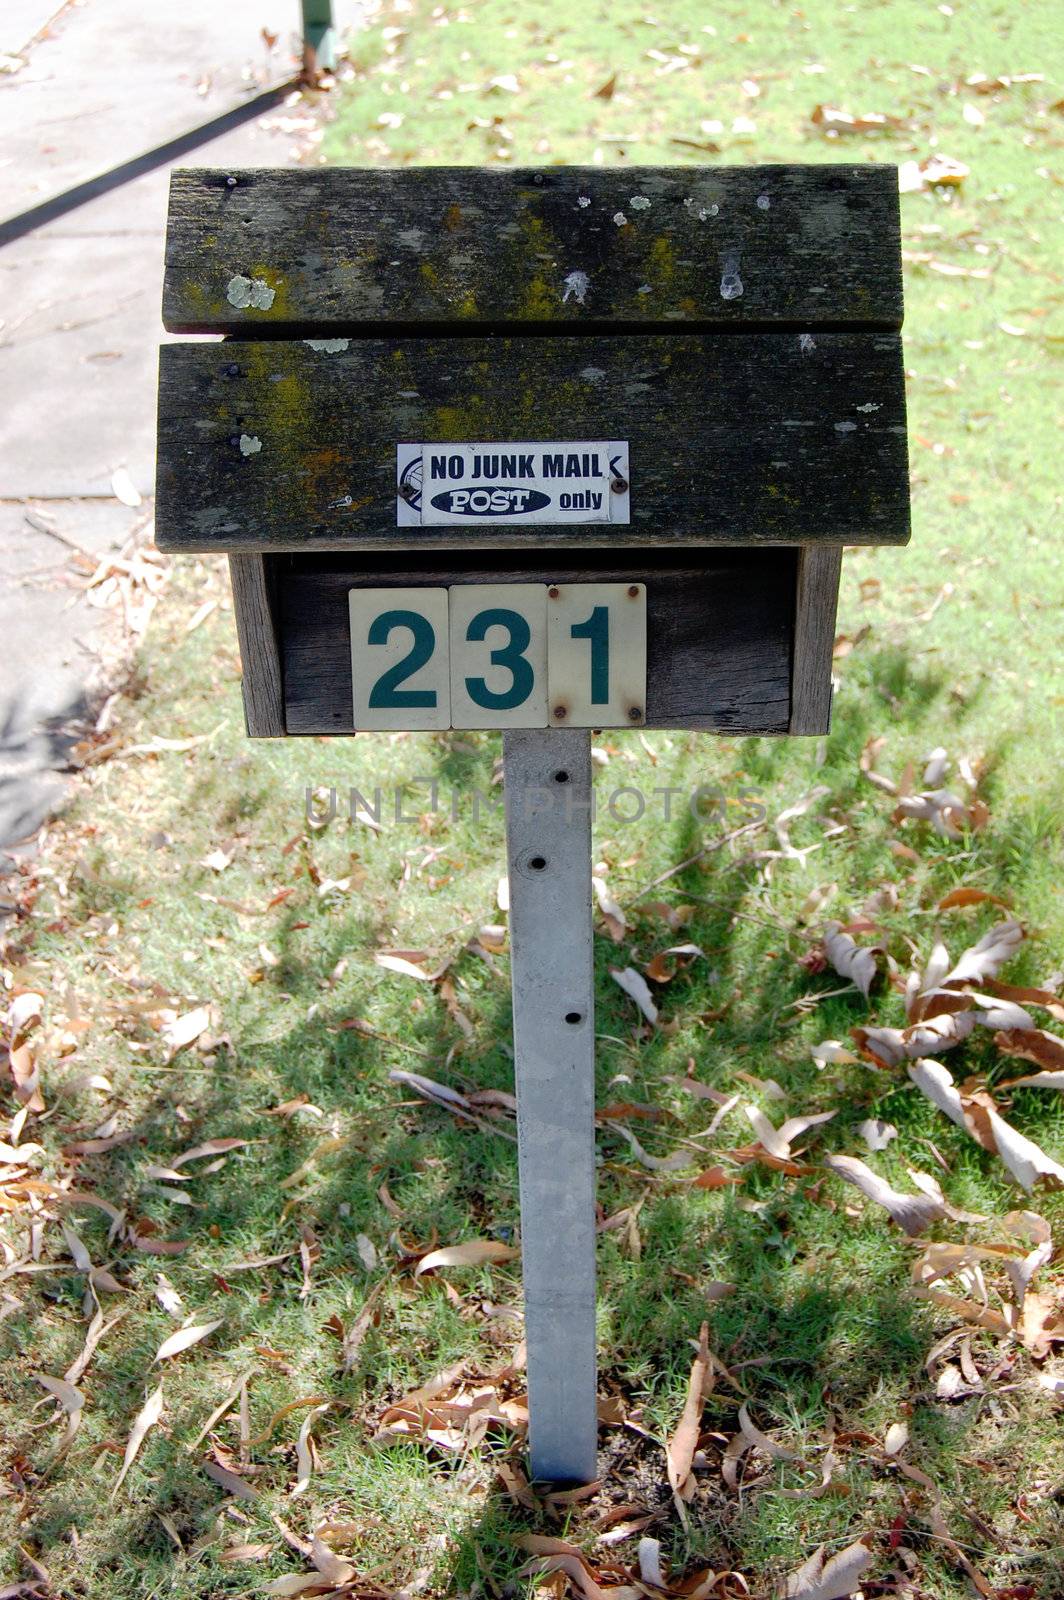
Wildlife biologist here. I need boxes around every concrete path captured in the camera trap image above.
[0,1,355,859]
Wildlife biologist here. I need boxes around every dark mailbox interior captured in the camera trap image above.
[273,547,798,736]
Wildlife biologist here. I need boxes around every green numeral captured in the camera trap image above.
[570,604,610,705]
[465,607,534,711]
[367,608,437,708]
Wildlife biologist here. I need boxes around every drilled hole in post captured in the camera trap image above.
[553,770,570,784]
[528,855,547,871]
[565,1011,583,1025]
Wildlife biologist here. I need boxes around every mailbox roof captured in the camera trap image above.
[162,164,903,335]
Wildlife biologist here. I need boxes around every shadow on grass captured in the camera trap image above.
[16,639,1064,1592]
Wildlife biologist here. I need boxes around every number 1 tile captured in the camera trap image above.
[546,583,647,729]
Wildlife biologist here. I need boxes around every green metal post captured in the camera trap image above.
[301,0,336,81]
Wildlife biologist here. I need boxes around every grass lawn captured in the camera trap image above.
[3,1,1064,1596]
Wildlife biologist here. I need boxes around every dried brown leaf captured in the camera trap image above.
[309,1536,356,1586]
[909,1059,1064,1191]
[746,1106,835,1161]
[611,1124,693,1172]
[858,1118,897,1152]
[111,1382,164,1497]
[937,887,1009,911]
[610,966,659,1024]
[666,1321,711,1496]
[170,1137,249,1169]
[592,874,627,943]
[822,923,878,998]
[943,919,1024,987]
[983,979,1064,1023]
[810,1040,859,1069]
[415,1240,517,1276]
[854,1008,976,1068]
[1001,1210,1053,1306]
[996,1028,1064,1073]
[738,1402,802,1462]
[375,951,447,981]
[219,1542,273,1563]
[291,1403,329,1497]
[154,1319,223,1363]
[36,1374,84,1453]
[779,1539,873,1599]
[825,1153,946,1235]
[893,786,985,838]
[203,1459,258,1501]
[159,1006,211,1055]
[883,1420,909,1455]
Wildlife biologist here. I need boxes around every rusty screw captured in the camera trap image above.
[553,705,567,720]
[548,585,560,598]
[628,706,643,722]
[398,481,417,502]
[627,585,639,598]
[611,475,628,494]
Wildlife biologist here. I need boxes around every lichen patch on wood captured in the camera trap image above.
[226,274,276,311]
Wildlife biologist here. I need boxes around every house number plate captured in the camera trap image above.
[349,584,647,731]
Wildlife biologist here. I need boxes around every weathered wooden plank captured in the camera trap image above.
[155,333,908,553]
[274,549,797,735]
[162,165,903,333]
[228,554,286,736]
[789,544,843,735]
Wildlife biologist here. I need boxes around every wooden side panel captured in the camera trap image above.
[162,165,903,333]
[274,549,797,736]
[789,545,843,735]
[155,333,909,553]
[228,554,285,736]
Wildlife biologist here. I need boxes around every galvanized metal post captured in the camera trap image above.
[300,0,336,81]
[503,728,598,1484]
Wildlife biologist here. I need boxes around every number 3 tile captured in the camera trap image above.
[449,584,547,729]
[349,588,451,731]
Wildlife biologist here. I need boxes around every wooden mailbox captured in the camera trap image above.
[155,164,909,1485]
[156,165,908,739]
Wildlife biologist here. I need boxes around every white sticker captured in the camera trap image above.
[396,441,630,526]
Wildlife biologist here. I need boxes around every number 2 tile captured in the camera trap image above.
[349,588,451,731]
